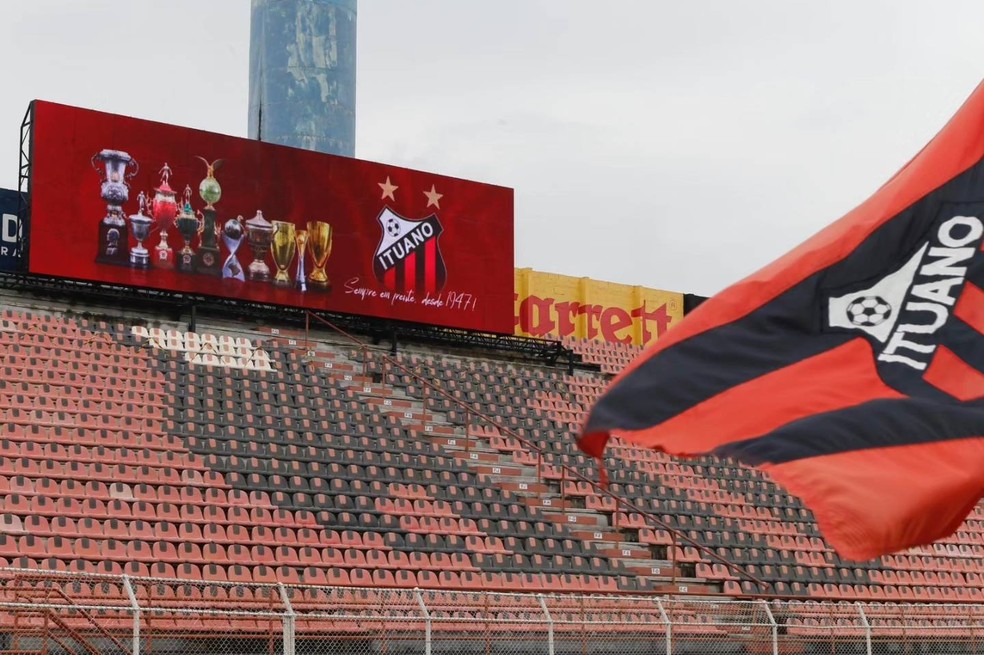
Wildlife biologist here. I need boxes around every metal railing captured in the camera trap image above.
[0,568,981,655]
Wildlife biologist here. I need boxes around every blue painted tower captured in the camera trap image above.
[248,0,357,157]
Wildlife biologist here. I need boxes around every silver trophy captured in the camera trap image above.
[128,191,154,269]
[245,210,274,281]
[295,228,309,292]
[222,216,246,281]
[93,149,138,266]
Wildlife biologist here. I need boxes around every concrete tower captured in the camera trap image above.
[248,0,357,157]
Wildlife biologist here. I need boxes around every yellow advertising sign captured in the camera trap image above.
[514,268,683,346]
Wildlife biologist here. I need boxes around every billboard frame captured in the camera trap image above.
[24,100,515,334]
[16,102,32,270]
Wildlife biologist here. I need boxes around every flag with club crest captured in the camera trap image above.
[579,82,984,561]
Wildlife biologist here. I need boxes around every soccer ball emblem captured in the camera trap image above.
[847,295,892,327]
[385,218,401,237]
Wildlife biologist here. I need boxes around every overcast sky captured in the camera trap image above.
[2,1,983,296]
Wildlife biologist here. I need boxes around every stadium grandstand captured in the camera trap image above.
[1,3,982,654]
[0,269,981,654]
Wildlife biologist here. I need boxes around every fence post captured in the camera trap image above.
[122,574,140,655]
[857,602,872,655]
[278,582,295,655]
[970,604,978,655]
[759,599,778,655]
[537,593,554,655]
[656,597,671,655]
[415,588,432,655]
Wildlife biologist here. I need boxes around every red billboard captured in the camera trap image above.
[27,101,514,333]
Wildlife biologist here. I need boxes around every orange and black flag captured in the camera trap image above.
[579,82,984,561]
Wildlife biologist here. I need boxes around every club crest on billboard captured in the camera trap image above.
[373,207,447,294]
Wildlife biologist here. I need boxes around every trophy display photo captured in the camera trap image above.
[88,148,335,297]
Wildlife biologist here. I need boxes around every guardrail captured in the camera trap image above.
[0,568,980,655]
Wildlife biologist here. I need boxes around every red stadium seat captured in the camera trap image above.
[3,307,983,635]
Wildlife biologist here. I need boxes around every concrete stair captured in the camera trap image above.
[297,342,722,593]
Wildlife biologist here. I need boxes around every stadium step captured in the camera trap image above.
[432,436,496,451]
[304,357,361,375]
[452,450,505,465]
[304,354,358,372]
[498,481,550,494]
[429,435,472,449]
[651,581,719,595]
[472,463,528,477]
[485,472,541,485]
[258,327,306,339]
[540,509,608,528]
[569,529,627,543]
[597,544,654,559]
[624,561,684,578]
[524,495,572,511]
[297,345,376,382]
[365,396,414,409]
[338,374,388,389]
[409,423,457,437]
[385,405,434,418]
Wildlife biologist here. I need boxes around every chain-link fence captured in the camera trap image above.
[0,568,981,655]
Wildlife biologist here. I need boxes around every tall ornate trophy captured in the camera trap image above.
[306,221,333,291]
[92,149,138,266]
[175,186,199,274]
[222,216,246,281]
[295,228,309,292]
[150,163,179,269]
[245,210,274,281]
[128,191,154,269]
[194,157,223,276]
[271,221,296,287]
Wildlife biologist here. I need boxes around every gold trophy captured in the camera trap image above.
[306,221,333,291]
[271,221,297,287]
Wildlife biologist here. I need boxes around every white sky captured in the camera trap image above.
[2,1,983,296]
